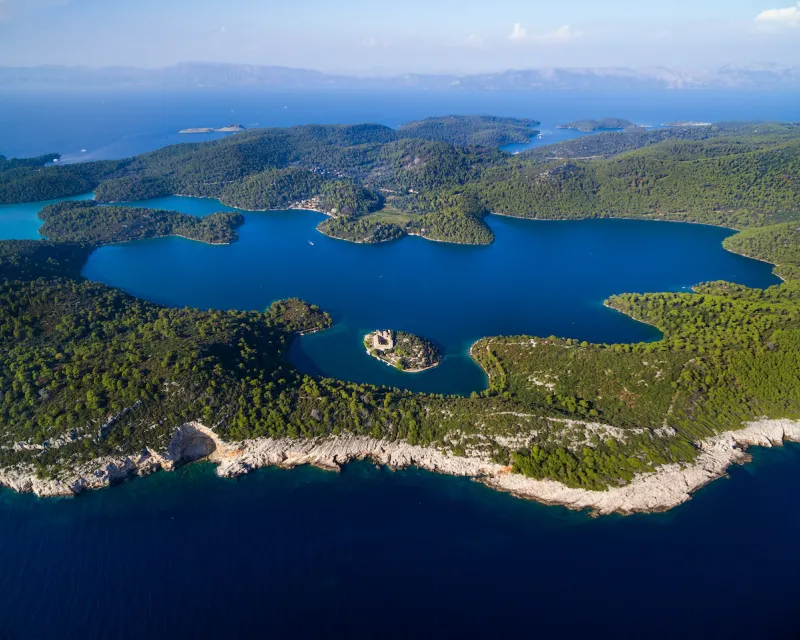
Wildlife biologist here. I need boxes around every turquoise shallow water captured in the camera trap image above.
[76,195,780,394]
[0,192,94,240]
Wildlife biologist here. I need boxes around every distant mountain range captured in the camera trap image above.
[2,62,799,91]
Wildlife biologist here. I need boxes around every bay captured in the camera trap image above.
[0,192,94,241]
[78,195,779,395]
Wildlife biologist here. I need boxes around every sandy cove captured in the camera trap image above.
[1,418,799,516]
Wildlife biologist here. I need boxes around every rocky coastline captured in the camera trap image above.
[1,419,798,516]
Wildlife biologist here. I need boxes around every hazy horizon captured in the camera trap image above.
[1,60,798,76]
[0,0,798,75]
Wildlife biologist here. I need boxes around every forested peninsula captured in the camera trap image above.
[2,117,797,247]
[39,201,243,245]
[0,116,799,514]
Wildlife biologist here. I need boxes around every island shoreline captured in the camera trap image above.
[364,349,439,373]
[363,330,442,372]
[95,191,766,254]
[2,419,798,516]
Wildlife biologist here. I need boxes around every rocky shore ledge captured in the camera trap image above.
[1,419,799,515]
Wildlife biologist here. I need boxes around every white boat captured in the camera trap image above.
[309,241,315,246]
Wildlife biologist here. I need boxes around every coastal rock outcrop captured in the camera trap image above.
[0,449,167,497]
[1,419,798,516]
[168,422,219,463]
[487,418,800,514]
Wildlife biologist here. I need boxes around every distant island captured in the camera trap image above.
[4,62,800,92]
[557,118,636,132]
[364,330,441,372]
[179,124,247,134]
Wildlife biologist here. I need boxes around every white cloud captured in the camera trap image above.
[755,3,800,27]
[465,33,487,49]
[509,23,527,41]
[509,23,582,44]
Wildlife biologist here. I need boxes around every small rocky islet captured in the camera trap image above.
[364,330,441,372]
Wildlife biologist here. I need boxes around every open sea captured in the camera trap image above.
[0,88,798,638]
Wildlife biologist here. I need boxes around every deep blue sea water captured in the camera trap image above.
[0,89,798,637]
[1,445,799,638]
[1,88,798,161]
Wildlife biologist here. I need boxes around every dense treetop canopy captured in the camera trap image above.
[2,118,799,246]
[0,117,798,491]
[39,200,244,245]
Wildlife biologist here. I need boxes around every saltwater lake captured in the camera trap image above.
[80,196,780,394]
[0,89,798,637]
[1,193,780,394]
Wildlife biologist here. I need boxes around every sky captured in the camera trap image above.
[0,0,797,73]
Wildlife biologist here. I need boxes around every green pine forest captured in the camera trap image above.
[0,115,799,491]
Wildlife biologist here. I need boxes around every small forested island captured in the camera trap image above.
[318,216,405,244]
[557,117,635,132]
[0,115,799,514]
[179,124,247,134]
[364,330,441,372]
